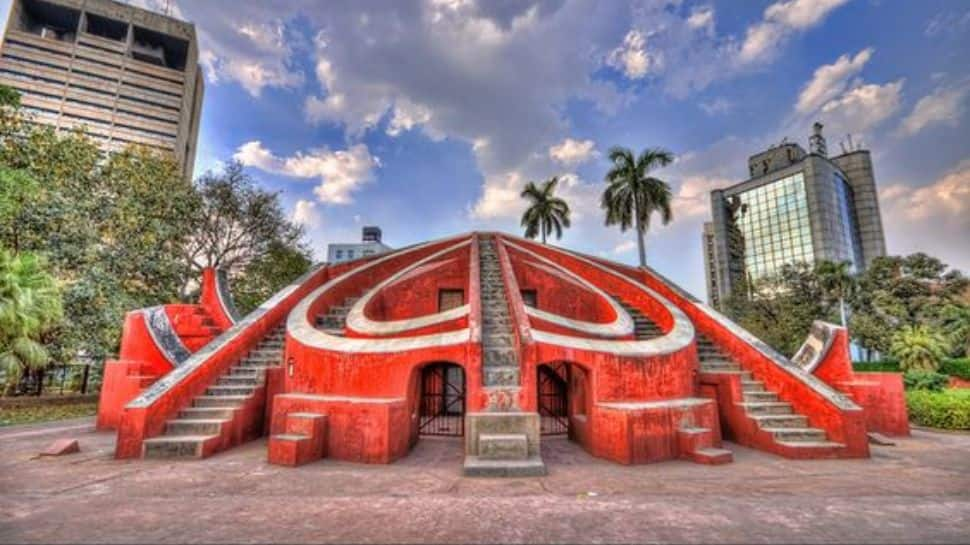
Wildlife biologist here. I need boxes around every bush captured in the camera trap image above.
[853,360,900,373]
[940,358,970,380]
[903,371,950,392]
[890,325,948,372]
[906,389,970,430]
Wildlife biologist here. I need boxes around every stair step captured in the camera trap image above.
[228,367,264,377]
[193,395,249,408]
[741,380,765,392]
[179,407,236,420]
[165,418,226,436]
[749,414,807,428]
[739,401,793,415]
[206,385,256,396]
[143,435,215,459]
[692,447,733,465]
[743,391,778,402]
[762,427,828,442]
[479,433,528,461]
[218,375,260,386]
[776,440,846,449]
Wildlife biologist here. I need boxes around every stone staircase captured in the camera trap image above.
[315,295,361,336]
[697,335,842,449]
[464,236,545,477]
[142,325,286,459]
[479,237,519,388]
[612,296,663,339]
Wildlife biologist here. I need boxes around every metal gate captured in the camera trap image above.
[538,363,569,435]
[419,363,465,436]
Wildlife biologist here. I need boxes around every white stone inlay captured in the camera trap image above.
[288,234,473,354]
[504,241,633,337]
[345,241,471,336]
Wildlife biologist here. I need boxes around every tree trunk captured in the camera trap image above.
[635,216,646,267]
[542,229,546,245]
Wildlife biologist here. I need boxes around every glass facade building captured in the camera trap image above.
[704,128,886,306]
[734,173,813,282]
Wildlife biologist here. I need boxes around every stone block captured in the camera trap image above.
[40,438,80,456]
[479,433,528,461]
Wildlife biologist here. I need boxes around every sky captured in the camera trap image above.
[4,0,969,299]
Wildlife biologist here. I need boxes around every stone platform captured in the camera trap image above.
[2,419,969,544]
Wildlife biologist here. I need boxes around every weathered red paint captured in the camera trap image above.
[102,231,908,468]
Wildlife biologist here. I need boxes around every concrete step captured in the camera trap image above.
[206,385,256,397]
[165,418,226,436]
[463,455,547,477]
[691,447,734,465]
[478,433,528,461]
[741,380,765,392]
[248,349,281,358]
[179,407,236,420]
[762,427,828,442]
[777,440,845,449]
[218,375,260,387]
[483,366,520,386]
[143,435,216,459]
[743,391,779,402]
[749,414,808,428]
[484,350,516,366]
[739,401,793,415]
[193,395,249,408]
[484,334,514,347]
[228,367,264,377]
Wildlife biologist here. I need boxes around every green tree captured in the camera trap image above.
[724,262,828,356]
[0,250,62,395]
[232,241,313,315]
[890,325,948,372]
[520,176,571,244]
[816,260,855,328]
[601,146,674,267]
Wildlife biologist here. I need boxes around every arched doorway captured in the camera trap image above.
[419,363,465,436]
[537,363,569,435]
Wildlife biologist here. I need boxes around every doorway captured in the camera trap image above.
[419,363,465,436]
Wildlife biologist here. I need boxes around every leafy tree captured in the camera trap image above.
[724,262,829,356]
[0,250,62,395]
[183,162,304,286]
[890,325,948,372]
[816,260,855,328]
[937,304,970,357]
[601,147,674,267]
[520,176,571,244]
[231,241,313,315]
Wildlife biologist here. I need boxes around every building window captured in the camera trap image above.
[520,289,537,308]
[335,250,343,259]
[733,172,814,283]
[438,289,464,311]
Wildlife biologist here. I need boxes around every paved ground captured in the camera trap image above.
[1,420,969,544]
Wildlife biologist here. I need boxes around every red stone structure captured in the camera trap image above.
[99,233,908,474]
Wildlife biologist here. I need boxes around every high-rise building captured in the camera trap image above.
[0,0,204,177]
[704,123,886,306]
[327,226,393,263]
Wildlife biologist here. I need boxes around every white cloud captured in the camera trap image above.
[606,30,663,80]
[613,240,636,254]
[549,138,597,165]
[898,83,970,136]
[795,48,873,115]
[881,160,970,221]
[386,99,434,137]
[292,199,322,228]
[234,141,378,205]
[675,175,733,218]
[471,171,526,220]
[699,97,733,115]
[818,80,904,135]
[686,6,715,34]
[736,0,849,65]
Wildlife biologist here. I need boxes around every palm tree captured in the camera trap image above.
[520,176,571,244]
[890,325,948,373]
[0,250,62,396]
[600,146,674,267]
[816,260,855,328]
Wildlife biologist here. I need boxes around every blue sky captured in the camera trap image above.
[5,0,969,298]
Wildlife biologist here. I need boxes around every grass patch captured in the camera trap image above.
[0,402,98,426]
[906,389,970,430]
[853,360,901,372]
